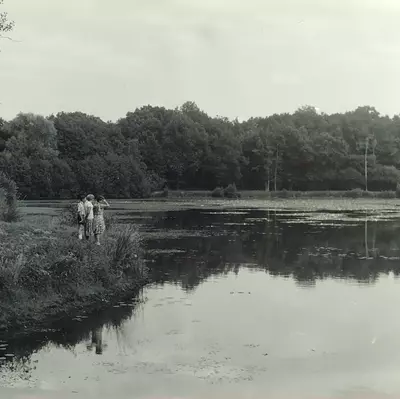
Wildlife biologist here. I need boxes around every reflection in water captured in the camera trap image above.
[144,208,400,290]
[0,293,145,385]
[87,327,104,355]
[3,206,400,396]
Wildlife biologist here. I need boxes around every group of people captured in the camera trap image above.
[77,194,110,245]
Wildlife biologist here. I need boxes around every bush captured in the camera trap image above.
[211,184,241,199]
[224,183,240,199]
[0,172,21,223]
[211,187,224,198]
[375,190,396,199]
[396,183,400,198]
[59,202,77,226]
[343,188,364,198]
[270,189,295,199]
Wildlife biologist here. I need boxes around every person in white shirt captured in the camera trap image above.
[84,194,95,240]
[77,194,86,240]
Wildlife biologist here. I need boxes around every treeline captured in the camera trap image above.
[1,102,400,199]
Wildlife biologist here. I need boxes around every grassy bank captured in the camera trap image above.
[165,189,399,200]
[0,214,149,337]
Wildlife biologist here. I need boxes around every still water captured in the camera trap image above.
[3,203,400,398]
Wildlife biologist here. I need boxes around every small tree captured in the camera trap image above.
[0,0,14,39]
[0,171,20,222]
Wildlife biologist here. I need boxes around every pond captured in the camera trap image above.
[2,199,400,398]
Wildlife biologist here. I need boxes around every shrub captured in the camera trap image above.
[224,183,239,199]
[0,172,21,223]
[375,190,396,199]
[343,188,364,198]
[271,189,295,199]
[59,202,77,226]
[211,187,224,198]
[396,183,400,198]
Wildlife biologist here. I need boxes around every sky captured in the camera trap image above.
[1,0,400,121]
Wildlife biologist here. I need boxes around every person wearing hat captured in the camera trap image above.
[84,194,95,240]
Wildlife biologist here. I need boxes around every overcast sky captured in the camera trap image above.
[1,0,400,121]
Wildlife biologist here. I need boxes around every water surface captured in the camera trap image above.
[3,201,400,398]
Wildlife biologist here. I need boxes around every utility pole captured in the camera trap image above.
[364,136,368,192]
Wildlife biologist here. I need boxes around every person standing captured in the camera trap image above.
[77,194,86,240]
[93,195,110,246]
[84,194,95,241]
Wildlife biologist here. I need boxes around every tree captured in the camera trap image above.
[54,112,122,160]
[241,120,273,190]
[0,117,11,151]
[0,0,14,40]
[2,101,400,198]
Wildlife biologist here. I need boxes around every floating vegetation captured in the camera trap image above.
[141,230,216,239]
[201,211,250,215]
[146,249,187,255]
[222,222,251,226]
[245,218,271,222]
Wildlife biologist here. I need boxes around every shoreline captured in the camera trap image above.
[0,280,148,341]
[165,189,399,200]
[20,189,400,202]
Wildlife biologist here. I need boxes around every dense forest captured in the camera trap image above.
[1,102,400,199]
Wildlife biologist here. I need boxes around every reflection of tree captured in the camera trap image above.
[144,209,400,290]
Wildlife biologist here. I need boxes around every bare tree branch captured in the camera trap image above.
[0,0,14,36]
[0,34,20,42]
